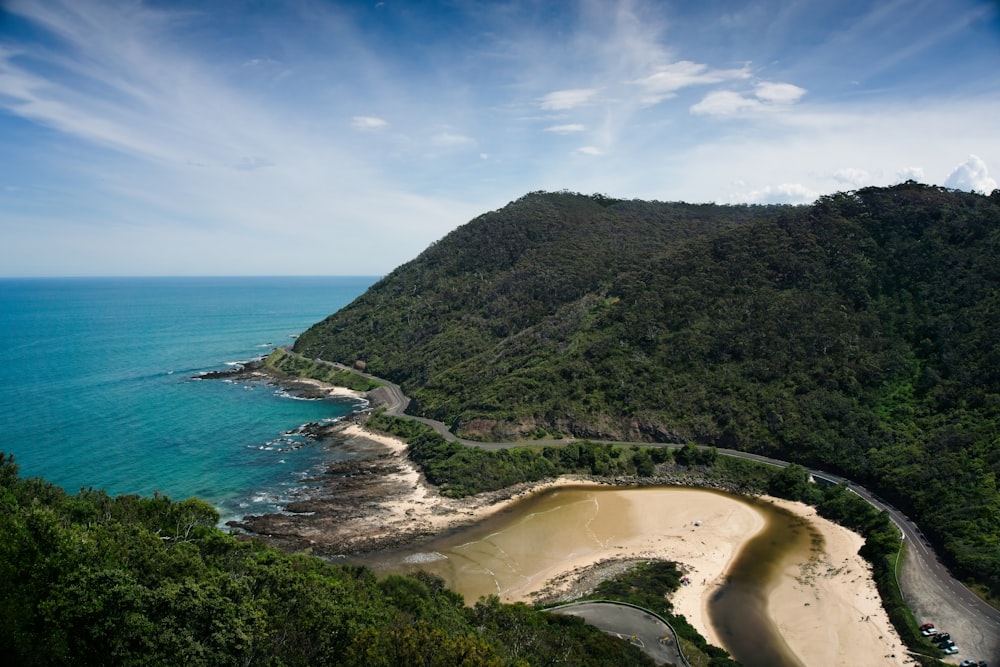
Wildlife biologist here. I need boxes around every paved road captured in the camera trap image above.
[550,601,687,666]
[294,350,1000,663]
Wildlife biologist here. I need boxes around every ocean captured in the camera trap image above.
[0,276,377,523]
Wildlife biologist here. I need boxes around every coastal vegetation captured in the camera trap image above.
[578,561,738,667]
[294,183,1000,602]
[362,411,948,663]
[263,347,382,392]
[0,452,652,666]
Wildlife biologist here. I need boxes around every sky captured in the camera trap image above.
[1,0,999,277]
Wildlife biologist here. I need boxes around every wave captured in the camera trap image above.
[403,552,448,564]
[224,355,265,368]
[272,387,322,401]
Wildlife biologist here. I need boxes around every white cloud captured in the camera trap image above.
[545,123,586,134]
[690,80,806,116]
[352,116,388,131]
[833,168,871,187]
[2,0,999,277]
[539,88,599,110]
[754,82,806,105]
[944,155,997,193]
[632,60,750,105]
[690,90,761,115]
[729,183,818,205]
[432,131,475,148]
[895,166,925,183]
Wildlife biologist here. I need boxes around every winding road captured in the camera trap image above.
[305,353,1000,664]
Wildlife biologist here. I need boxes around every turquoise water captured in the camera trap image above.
[0,276,377,523]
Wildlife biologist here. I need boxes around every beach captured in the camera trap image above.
[333,424,913,667]
[228,384,911,667]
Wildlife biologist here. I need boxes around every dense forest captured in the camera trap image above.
[294,183,1000,600]
[0,453,654,666]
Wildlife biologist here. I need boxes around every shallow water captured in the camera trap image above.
[0,276,376,521]
[708,497,817,667]
[364,485,818,666]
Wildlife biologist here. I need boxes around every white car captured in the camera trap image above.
[943,646,960,655]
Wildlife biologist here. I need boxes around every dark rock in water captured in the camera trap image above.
[227,454,416,554]
[195,358,265,379]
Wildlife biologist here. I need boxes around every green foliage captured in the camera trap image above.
[580,561,738,667]
[767,464,823,504]
[295,185,1000,598]
[263,347,381,392]
[365,410,672,496]
[472,595,656,666]
[0,453,651,666]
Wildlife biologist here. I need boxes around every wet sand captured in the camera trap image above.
[344,425,913,667]
[231,410,912,667]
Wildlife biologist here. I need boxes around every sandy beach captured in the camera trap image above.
[336,424,913,667]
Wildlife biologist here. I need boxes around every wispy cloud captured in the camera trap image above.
[352,116,389,131]
[690,81,807,116]
[0,0,997,276]
[632,60,751,105]
[545,123,586,134]
[431,131,476,148]
[539,88,600,110]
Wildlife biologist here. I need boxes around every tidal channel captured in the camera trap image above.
[362,485,820,667]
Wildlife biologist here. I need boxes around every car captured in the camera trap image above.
[932,633,951,643]
[943,646,960,655]
[920,623,935,631]
[960,661,978,667]
[939,640,955,649]
[921,625,938,636]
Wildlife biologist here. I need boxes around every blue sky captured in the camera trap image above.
[1,0,999,276]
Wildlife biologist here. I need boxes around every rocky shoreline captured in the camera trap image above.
[204,361,768,560]
[201,363,917,667]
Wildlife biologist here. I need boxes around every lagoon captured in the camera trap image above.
[364,485,817,667]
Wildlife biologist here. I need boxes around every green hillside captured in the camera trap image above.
[294,183,1000,599]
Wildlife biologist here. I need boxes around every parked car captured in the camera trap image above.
[943,646,960,655]
[960,661,977,667]
[921,624,938,636]
[932,633,951,643]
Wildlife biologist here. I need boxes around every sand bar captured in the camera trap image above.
[339,424,912,667]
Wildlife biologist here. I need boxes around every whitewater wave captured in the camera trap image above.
[272,387,322,401]
[403,552,448,564]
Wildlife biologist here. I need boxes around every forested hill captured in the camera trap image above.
[295,183,1000,597]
